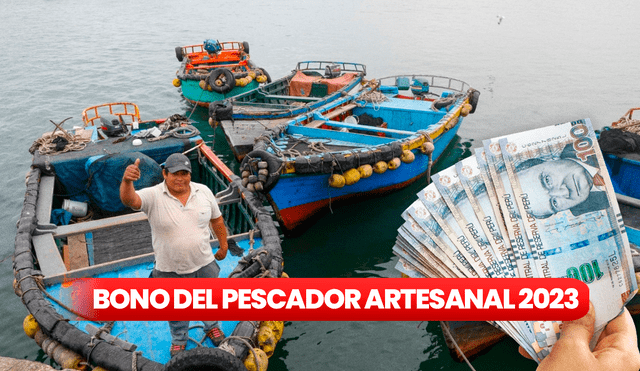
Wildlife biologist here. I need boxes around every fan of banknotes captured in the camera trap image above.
[393,119,638,362]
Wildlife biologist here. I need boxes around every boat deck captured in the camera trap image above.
[220,118,290,161]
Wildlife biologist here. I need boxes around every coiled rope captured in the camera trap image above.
[613,115,640,134]
[148,124,200,142]
[356,79,388,110]
[30,118,91,155]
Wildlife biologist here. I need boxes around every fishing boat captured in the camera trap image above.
[14,102,285,371]
[236,75,480,233]
[207,60,367,161]
[173,39,271,107]
[439,108,640,363]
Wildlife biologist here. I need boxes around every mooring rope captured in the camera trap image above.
[439,321,477,371]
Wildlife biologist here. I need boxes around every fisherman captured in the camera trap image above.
[520,303,640,371]
[120,153,228,357]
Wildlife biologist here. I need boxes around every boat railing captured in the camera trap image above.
[196,145,256,236]
[82,102,141,127]
[378,74,470,93]
[180,41,245,55]
[296,61,367,75]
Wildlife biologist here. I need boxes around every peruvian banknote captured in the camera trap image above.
[483,138,539,278]
[498,118,637,348]
[457,154,517,275]
[433,163,514,278]
[417,183,492,278]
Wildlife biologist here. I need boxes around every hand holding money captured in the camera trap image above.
[523,303,640,371]
[393,119,638,362]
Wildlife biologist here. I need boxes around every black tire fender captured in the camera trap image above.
[209,101,234,122]
[175,46,184,62]
[240,149,283,192]
[242,41,250,54]
[164,347,247,371]
[208,69,235,94]
[469,89,480,114]
[432,97,456,110]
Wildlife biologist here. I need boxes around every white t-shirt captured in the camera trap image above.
[136,181,222,274]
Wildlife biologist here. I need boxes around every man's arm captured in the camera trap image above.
[120,158,142,210]
[210,215,228,261]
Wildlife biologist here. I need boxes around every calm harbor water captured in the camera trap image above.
[2,0,640,369]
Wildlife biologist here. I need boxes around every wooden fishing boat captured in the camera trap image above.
[208,61,367,161]
[439,108,640,363]
[236,75,480,234]
[174,40,271,107]
[14,103,285,371]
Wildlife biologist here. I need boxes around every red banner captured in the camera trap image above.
[66,278,589,321]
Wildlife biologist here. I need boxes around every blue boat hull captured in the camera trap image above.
[268,119,461,232]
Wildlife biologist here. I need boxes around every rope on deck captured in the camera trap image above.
[613,116,640,134]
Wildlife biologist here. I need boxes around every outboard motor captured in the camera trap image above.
[324,64,341,78]
[203,39,222,54]
[99,114,126,137]
[410,77,430,96]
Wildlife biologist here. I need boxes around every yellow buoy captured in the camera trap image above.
[244,348,269,371]
[248,71,257,79]
[34,329,85,370]
[257,326,276,357]
[460,103,472,117]
[262,321,284,342]
[400,150,415,163]
[281,272,289,278]
[23,314,39,339]
[373,161,388,174]
[256,75,267,83]
[421,142,435,155]
[198,80,207,90]
[388,157,401,170]
[172,78,181,87]
[343,168,361,186]
[328,174,345,188]
[358,164,373,178]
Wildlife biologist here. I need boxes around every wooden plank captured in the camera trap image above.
[66,234,89,270]
[305,120,327,129]
[54,212,147,238]
[325,103,357,120]
[86,232,95,265]
[35,176,55,230]
[32,234,67,277]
